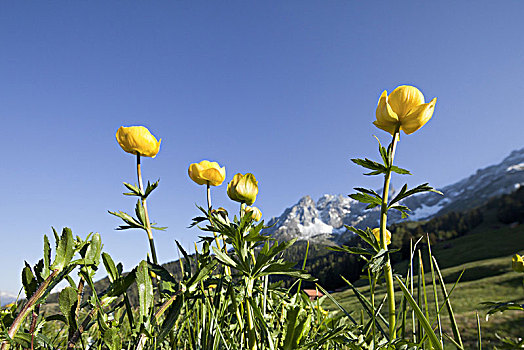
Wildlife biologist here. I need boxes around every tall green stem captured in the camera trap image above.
[137,153,158,265]
[380,127,400,339]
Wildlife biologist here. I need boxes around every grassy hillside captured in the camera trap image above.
[323,209,524,348]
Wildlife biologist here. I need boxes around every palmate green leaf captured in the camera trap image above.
[389,183,443,208]
[108,210,145,230]
[395,276,443,350]
[135,200,146,225]
[349,193,382,209]
[282,304,312,350]
[390,204,411,219]
[123,182,142,197]
[144,179,160,198]
[351,157,387,176]
[83,233,102,267]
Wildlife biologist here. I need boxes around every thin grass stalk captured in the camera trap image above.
[427,235,443,348]
[476,312,482,350]
[410,239,416,343]
[368,269,376,347]
[432,256,463,349]
[418,249,431,348]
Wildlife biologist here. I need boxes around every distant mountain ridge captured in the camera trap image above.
[265,148,524,244]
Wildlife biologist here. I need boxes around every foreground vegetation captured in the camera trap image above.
[1,85,523,349]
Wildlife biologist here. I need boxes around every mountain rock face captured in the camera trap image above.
[265,148,524,244]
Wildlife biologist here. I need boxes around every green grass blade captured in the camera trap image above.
[395,276,443,350]
[476,312,482,350]
[314,283,357,325]
[427,235,443,349]
[432,256,464,349]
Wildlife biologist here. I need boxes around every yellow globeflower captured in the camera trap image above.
[227,173,258,205]
[512,254,524,273]
[245,206,262,221]
[374,85,437,135]
[116,126,161,158]
[188,160,226,186]
[372,228,391,246]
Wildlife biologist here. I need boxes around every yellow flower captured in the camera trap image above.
[374,85,437,135]
[372,228,391,246]
[116,126,161,158]
[245,206,262,221]
[188,160,226,186]
[227,173,258,205]
[512,254,524,273]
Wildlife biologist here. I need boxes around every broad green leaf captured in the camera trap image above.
[58,286,78,328]
[84,233,102,266]
[136,260,153,323]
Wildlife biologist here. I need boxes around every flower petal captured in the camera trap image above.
[388,85,425,118]
[373,120,398,135]
[400,97,436,135]
[376,90,399,123]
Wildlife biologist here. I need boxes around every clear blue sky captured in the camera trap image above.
[1,1,523,295]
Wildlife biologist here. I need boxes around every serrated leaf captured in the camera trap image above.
[351,158,387,175]
[42,235,51,280]
[22,264,37,299]
[58,287,78,327]
[349,193,382,207]
[135,200,146,225]
[51,227,75,271]
[390,166,412,175]
[123,182,143,197]
[84,233,102,267]
[389,183,443,208]
[144,180,159,198]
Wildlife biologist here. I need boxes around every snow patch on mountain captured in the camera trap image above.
[265,147,524,244]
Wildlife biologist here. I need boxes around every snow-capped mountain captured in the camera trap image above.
[265,148,524,244]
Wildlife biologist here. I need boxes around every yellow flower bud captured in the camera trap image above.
[227,173,258,205]
[188,160,226,186]
[245,206,262,221]
[372,228,391,246]
[116,126,161,158]
[374,85,437,135]
[512,254,524,273]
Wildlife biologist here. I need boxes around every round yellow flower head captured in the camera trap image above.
[512,254,524,273]
[227,173,258,205]
[245,206,262,221]
[372,227,391,246]
[374,85,437,135]
[188,160,226,186]
[116,126,161,158]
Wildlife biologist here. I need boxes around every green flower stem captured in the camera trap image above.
[136,153,158,265]
[380,126,400,340]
